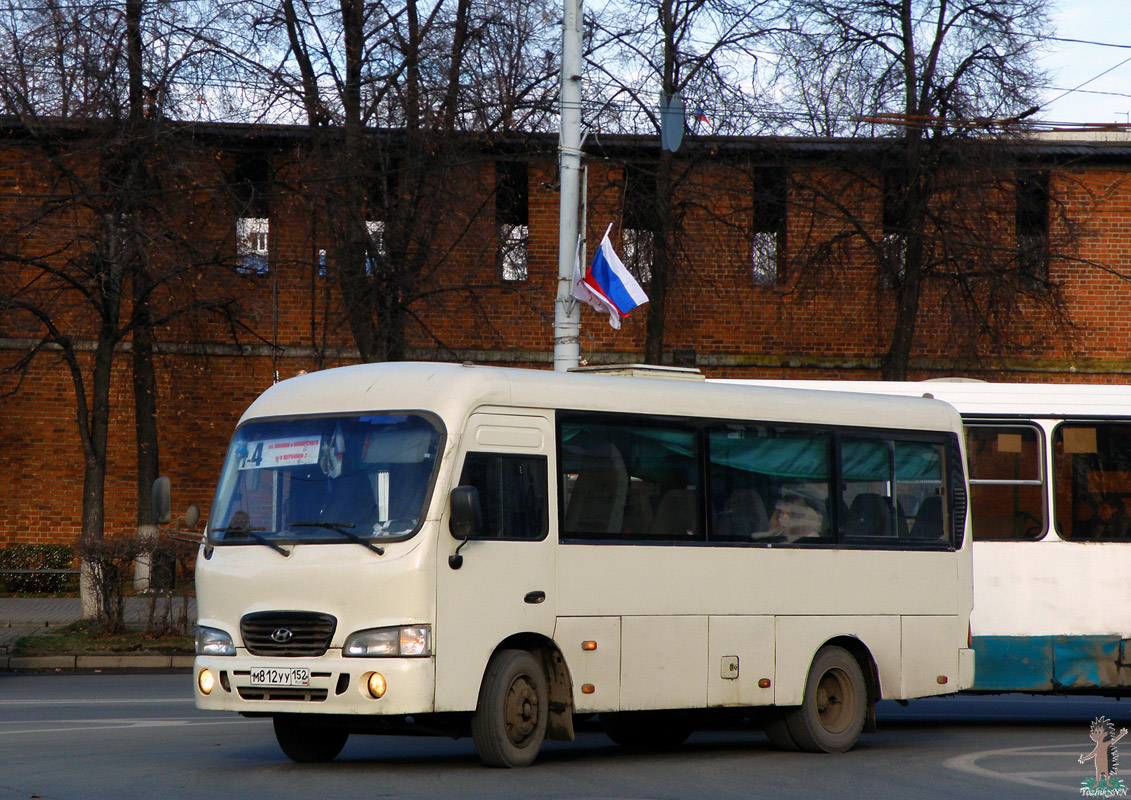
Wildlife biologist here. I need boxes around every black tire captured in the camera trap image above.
[761,708,801,751]
[471,649,548,768]
[601,711,692,749]
[784,645,868,753]
[272,716,349,762]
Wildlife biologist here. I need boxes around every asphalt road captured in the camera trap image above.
[1,673,1127,799]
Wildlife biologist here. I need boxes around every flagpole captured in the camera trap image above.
[554,0,583,372]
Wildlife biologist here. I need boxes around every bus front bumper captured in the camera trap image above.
[193,654,436,716]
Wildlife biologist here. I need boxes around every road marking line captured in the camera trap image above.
[945,744,1090,792]
[0,698,196,706]
[0,718,253,736]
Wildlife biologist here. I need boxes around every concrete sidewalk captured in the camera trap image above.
[0,595,196,671]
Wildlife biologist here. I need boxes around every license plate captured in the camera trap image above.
[249,667,310,687]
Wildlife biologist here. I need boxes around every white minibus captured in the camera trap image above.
[174,362,974,766]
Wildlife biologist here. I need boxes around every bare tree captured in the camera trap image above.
[774,0,1065,378]
[0,0,250,612]
[239,0,559,362]
[586,0,775,364]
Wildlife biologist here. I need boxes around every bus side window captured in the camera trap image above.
[966,424,1044,540]
[707,425,830,544]
[560,418,701,541]
[841,437,897,538]
[457,452,548,541]
[1055,423,1131,542]
[894,440,947,543]
[562,439,629,536]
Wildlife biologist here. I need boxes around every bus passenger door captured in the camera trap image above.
[434,412,558,713]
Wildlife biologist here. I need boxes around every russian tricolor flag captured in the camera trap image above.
[572,225,649,329]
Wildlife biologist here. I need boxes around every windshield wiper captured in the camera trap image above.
[213,526,290,557]
[292,522,386,555]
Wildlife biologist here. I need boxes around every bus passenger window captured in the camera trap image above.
[560,416,701,542]
[841,437,898,538]
[1054,423,1131,542]
[707,425,831,544]
[457,453,548,541]
[965,425,1044,540]
[895,441,947,543]
[561,439,629,536]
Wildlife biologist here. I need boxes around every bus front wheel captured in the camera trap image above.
[272,716,349,762]
[471,649,548,768]
[784,645,868,753]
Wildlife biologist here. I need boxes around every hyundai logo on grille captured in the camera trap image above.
[271,628,295,643]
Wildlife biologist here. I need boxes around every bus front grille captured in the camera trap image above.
[237,686,329,702]
[240,611,337,656]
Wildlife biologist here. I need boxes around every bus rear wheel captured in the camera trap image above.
[785,645,868,753]
[471,649,548,768]
[761,709,800,751]
[272,716,349,762]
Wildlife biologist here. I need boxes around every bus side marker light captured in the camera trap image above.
[198,669,215,695]
[937,675,948,685]
[758,678,771,689]
[582,641,597,651]
[367,672,388,699]
[582,684,595,694]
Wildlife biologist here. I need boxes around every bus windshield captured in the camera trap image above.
[208,414,443,547]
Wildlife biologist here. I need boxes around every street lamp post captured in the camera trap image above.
[553,0,583,372]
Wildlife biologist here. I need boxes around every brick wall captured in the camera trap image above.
[4,129,1131,546]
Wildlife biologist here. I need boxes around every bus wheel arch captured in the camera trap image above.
[785,641,871,753]
[491,633,575,741]
[472,634,574,768]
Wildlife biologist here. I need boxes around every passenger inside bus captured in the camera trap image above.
[768,490,824,542]
[1097,495,1128,539]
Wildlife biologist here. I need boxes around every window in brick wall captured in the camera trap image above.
[1016,170,1050,284]
[232,151,271,274]
[621,227,654,283]
[315,220,386,278]
[882,167,908,286]
[752,167,786,285]
[496,161,529,281]
[622,164,657,284]
[366,219,387,274]
[236,216,270,275]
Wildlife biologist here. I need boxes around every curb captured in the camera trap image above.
[2,654,194,672]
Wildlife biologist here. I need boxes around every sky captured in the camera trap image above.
[1041,0,1131,126]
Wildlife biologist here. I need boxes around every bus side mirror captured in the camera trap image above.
[448,486,483,570]
[183,504,201,529]
[152,477,172,526]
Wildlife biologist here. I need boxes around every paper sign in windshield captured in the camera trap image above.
[240,436,322,470]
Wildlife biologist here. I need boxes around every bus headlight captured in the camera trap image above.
[343,625,431,657]
[196,626,236,656]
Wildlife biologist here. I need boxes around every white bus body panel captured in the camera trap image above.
[433,411,558,712]
[556,544,968,704]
